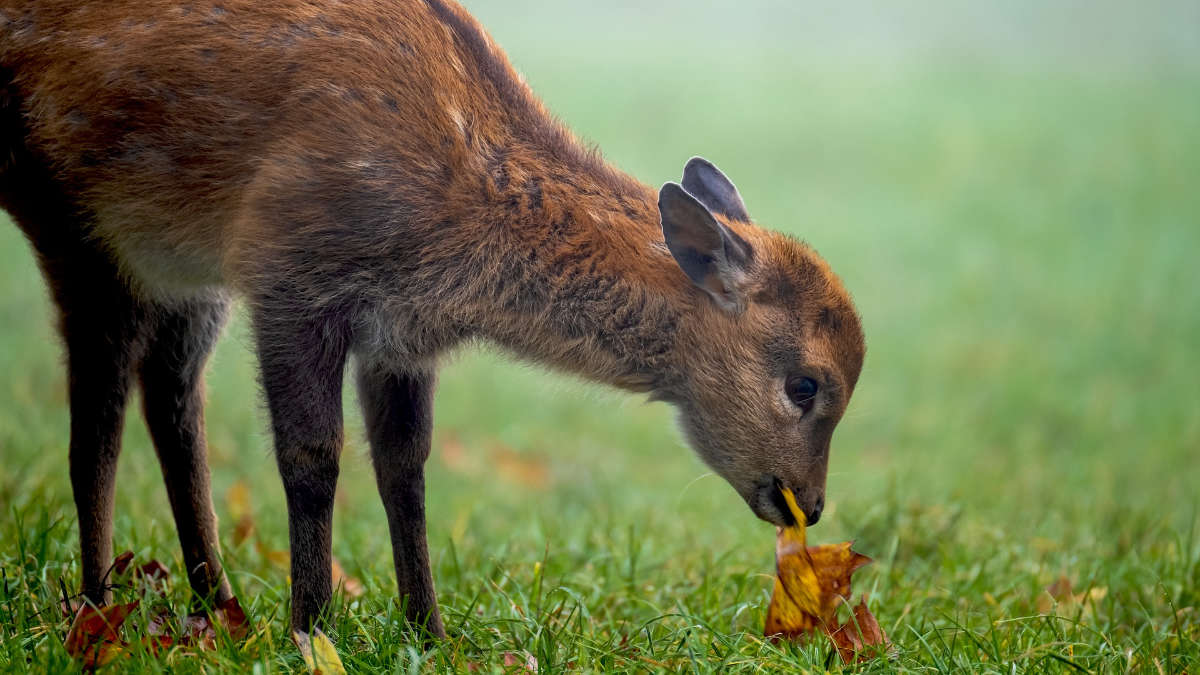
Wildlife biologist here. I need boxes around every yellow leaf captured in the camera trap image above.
[764,488,872,639]
[294,628,347,675]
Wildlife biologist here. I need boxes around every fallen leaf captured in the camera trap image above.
[502,650,539,672]
[112,551,136,576]
[1047,576,1073,601]
[135,560,171,595]
[764,488,888,662]
[294,628,347,675]
[808,541,872,620]
[227,480,257,546]
[64,600,139,669]
[145,607,174,641]
[181,596,251,649]
[489,444,551,489]
[1038,575,1108,613]
[764,488,871,637]
[440,432,475,475]
[233,514,256,547]
[331,558,365,598]
[255,538,292,569]
[827,597,893,664]
[217,596,251,641]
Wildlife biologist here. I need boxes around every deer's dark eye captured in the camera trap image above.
[786,375,819,413]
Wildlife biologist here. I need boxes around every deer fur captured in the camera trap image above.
[1,0,865,636]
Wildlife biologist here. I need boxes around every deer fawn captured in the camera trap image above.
[1,0,865,637]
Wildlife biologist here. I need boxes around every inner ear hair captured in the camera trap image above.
[658,182,753,312]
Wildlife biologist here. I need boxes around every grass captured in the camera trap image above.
[2,0,1198,672]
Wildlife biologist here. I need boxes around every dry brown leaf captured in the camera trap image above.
[64,600,139,669]
[233,514,257,546]
[503,651,539,672]
[181,596,251,649]
[1047,576,1073,601]
[111,551,136,576]
[331,558,365,598]
[827,597,893,664]
[1037,575,1108,613]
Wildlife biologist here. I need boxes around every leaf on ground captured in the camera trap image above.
[764,488,888,662]
[1047,575,1073,601]
[227,480,257,546]
[112,551,136,576]
[489,444,551,489]
[827,597,893,664]
[440,431,476,475]
[109,551,171,593]
[1037,575,1108,613]
[181,596,251,649]
[64,600,139,668]
[331,558,365,598]
[503,650,539,672]
[294,628,347,675]
[255,538,292,569]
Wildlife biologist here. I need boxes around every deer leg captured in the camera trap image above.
[139,295,233,608]
[33,239,150,605]
[355,364,445,638]
[254,310,348,633]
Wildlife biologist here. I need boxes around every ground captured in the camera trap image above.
[1,1,1198,672]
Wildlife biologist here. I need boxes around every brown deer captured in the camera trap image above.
[0,0,865,637]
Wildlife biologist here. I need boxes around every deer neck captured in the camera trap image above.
[464,153,691,396]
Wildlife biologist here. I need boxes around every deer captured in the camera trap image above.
[0,0,865,639]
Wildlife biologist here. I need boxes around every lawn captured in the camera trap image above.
[2,1,1198,672]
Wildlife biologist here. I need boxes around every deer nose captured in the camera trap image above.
[805,495,825,526]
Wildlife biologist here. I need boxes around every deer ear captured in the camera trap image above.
[659,182,753,312]
[681,156,750,222]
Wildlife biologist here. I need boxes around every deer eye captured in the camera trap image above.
[785,375,819,413]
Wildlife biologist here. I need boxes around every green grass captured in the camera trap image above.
[2,1,1198,672]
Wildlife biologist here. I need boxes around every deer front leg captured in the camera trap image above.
[255,313,348,633]
[355,364,445,639]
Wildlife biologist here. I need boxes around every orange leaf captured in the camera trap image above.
[112,551,136,576]
[827,597,892,664]
[440,432,475,475]
[763,488,873,639]
[255,538,292,568]
[64,601,138,667]
[217,596,251,641]
[331,558,365,598]
[228,480,257,546]
[1047,576,1073,601]
[489,444,551,489]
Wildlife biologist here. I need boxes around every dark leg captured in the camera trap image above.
[139,296,233,607]
[254,311,348,632]
[2,121,153,605]
[36,240,150,605]
[355,364,445,638]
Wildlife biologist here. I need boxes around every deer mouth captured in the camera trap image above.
[748,477,798,527]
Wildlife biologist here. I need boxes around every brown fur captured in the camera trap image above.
[0,0,865,636]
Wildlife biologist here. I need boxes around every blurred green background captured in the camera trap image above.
[2,0,1197,670]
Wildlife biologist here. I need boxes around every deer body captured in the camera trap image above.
[1,0,864,636]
